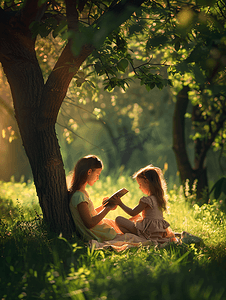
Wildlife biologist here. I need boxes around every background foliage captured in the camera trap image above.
[0,0,225,196]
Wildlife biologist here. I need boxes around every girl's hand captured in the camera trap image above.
[102,197,109,206]
[102,196,117,210]
[110,195,121,206]
[107,203,117,210]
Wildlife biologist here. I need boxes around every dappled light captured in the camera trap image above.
[1,177,226,299]
[0,0,226,298]
[177,8,194,28]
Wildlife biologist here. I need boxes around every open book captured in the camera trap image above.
[103,188,129,206]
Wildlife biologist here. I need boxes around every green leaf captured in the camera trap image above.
[196,0,217,6]
[209,177,225,199]
[221,178,226,195]
[116,36,127,51]
[175,61,190,74]
[94,63,102,74]
[39,24,51,38]
[106,46,113,52]
[129,23,144,35]
[117,59,128,72]
[156,82,163,89]
[53,21,68,38]
[186,45,209,65]
[76,78,85,87]
[146,36,168,49]
[193,65,206,85]
[29,21,40,38]
[86,80,96,88]
[77,71,85,78]
[175,40,180,51]
[148,82,155,89]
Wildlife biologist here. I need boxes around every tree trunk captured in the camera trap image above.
[0,29,74,236]
[0,10,95,236]
[173,86,208,201]
[192,105,209,199]
[173,86,194,183]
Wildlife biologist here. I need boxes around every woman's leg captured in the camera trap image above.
[115,216,138,235]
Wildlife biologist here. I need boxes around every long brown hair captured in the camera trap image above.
[68,155,103,198]
[133,164,168,211]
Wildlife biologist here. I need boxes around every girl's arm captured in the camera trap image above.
[95,205,103,214]
[77,202,112,229]
[96,196,117,213]
[95,197,109,213]
[114,198,147,216]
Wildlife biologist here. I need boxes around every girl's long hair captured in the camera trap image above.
[133,165,168,211]
[68,155,103,199]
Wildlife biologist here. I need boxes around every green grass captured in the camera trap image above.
[0,177,226,300]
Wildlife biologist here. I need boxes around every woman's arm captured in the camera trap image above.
[77,202,112,229]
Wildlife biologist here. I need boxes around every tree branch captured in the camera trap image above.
[103,0,146,24]
[64,0,89,31]
[77,0,89,13]
[21,0,47,27]
[39,0,146,125]
[93,0,146,44]
[198,115,226,168]
[39,41,93,125]
[65,0,79,32]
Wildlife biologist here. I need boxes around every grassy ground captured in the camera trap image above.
[0,176,226,300]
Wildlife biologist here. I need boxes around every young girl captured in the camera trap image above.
[68,155,122,243]
[111,165,176,244]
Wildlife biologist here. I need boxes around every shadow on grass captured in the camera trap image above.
[1,217,226,300]
[1,195,226,300]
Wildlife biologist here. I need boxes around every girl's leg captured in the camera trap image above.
[115,216,138,235]
[103,218,123,234]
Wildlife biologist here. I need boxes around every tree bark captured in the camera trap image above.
[173,86,194,184]
[0,30,67,236]
[0,8,93,237]
[173,86,208,200]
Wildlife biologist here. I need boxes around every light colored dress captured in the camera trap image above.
[134,195,171,243]
[69,191,118,242]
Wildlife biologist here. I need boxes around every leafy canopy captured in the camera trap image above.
[1,0,226,159]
